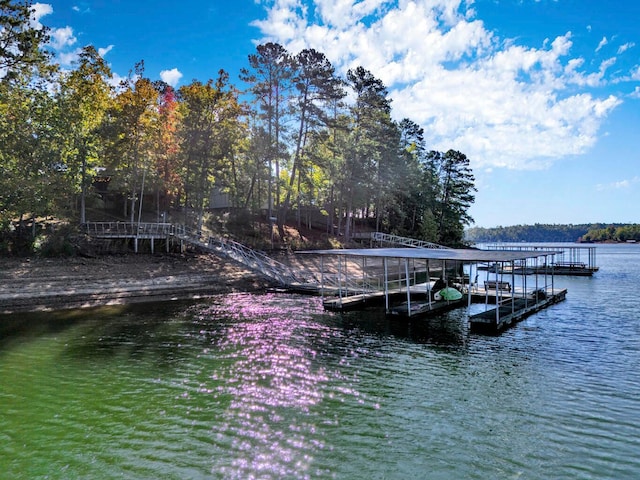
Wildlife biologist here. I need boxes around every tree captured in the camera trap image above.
[101,62,159,222]
[0,72,56,230]
[0,0,50,80]
[152,84,181,220]
[430,149,476,245]
[240,43,293,238]
[55,46,113,223]
[389,118,432,236]
[342,66,394,239]
[0,1,54,251]
[178,71,245,232]
[280,48,345,231]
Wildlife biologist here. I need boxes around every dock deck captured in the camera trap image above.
[469,288,567,333]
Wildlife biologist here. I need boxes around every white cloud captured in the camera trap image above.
[596,176,640,191]
[596,36,607,52]
[617,42,635,54]
[50,26,77,50]
[30,3,53,29]
[631,86,640,99]
[254,0,628,170]
[160,68,183,87]
[57,48,82,66]
[98,45,114,58]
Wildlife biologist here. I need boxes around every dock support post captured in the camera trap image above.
[320,256,325,300]
[511,260,515,313]
[467,262,473,311]
[534,256,539,304]
[405,258,411,317]
[384,258,389,313]
[496,262,501,326]
[427,260,432,309]
[338,256,343,303]
[344,256,349,298]
[363,257,367,295]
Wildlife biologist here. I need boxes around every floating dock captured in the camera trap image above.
[298,247,567,334]
[482,244,599,276]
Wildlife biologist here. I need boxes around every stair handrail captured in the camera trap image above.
[371,232,451,249]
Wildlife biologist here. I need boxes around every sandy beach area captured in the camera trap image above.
[0,253,274,315]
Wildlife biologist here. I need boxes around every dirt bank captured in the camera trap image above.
[0,253,274,315]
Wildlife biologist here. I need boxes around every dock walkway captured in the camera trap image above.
[469,288,567,332]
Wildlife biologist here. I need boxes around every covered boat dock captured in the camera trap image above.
[482,243,599,276]
[299,247,567,333]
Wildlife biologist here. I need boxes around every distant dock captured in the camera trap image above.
[482,244,599,276]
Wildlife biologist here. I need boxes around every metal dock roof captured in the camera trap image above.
[298,247,557,262]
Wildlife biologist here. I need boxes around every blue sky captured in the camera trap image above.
[34,0,640,228]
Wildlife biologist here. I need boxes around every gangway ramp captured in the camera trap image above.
[371,232,451,249]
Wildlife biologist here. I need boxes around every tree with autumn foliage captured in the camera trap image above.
[101,62,160,222]
[152,85,181,220]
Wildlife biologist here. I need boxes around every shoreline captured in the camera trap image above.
[0,252,274,315]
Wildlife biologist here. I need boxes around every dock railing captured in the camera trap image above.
[372,232,451,249]
[206,236,318,287]
[83,222,174,237]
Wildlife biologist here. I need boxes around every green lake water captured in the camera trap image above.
[1,243,640,479]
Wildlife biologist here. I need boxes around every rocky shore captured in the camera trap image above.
[0,253,274,315]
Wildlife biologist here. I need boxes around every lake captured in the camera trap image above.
[1,243,639,479]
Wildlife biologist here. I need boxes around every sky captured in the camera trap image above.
[33,0,640,228]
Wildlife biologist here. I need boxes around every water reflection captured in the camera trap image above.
[340,306,469,349]
[188,294,334,478]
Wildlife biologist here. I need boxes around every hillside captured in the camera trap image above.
[464,223,625,243]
